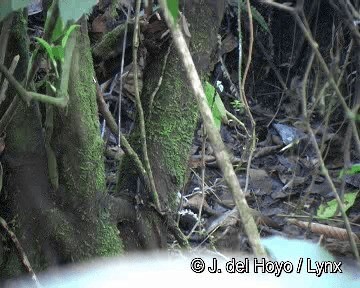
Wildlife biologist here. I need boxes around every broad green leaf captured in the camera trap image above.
[35,37,55,61]
[317,191,359,219]
[0,0,32,22]
[52,46,64,62]
[61,24,79,48]
[339,163,360,178]
[166,0,179,23]
[35,37,59,76]
[58,0,96,23]
[204,81,228,131]
[213,90,227,121]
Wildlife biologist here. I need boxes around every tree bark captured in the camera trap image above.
[117,0,224,250]
[0,11,54,277]
[0,14,123,279]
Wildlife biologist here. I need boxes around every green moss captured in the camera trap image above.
[115,0,222,245]
[92,23,131,58]
[145,51,199,209]
[59,22,107,200]
[52,20,122,260]
[189,5,217,53]
[95,216,123,256]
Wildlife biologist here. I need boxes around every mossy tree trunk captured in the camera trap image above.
[1,0,224,279]
[0,12,53,277]
[117,0,224,249]
[50,17,123,261]
[0,14,122,279]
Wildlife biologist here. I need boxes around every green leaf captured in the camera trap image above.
[58,0,96,23]
[52,46,65,62]
[166,0,179,23]
[204,81,228,131]
[0,0,32,22]
[35,37,59,75]
[317,191,359,219]
[339,163,360,178]
[35,37,55,61]
[61,24,79,48]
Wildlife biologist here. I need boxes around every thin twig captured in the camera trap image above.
[133,0,161,211]
[0,2,60,135]
[241,0,254,91]
[237,1,243,100]
[95,81,148,181]
[187,126,207,238]
[149,42,172,117]
[0,55,19,105]
[263,0,360,156]
[226,110,249,136]
[301,52,315,117]
[240,0,256,195]
[0,217,41,287]
[117,4,131,148]
[0,27,77,108]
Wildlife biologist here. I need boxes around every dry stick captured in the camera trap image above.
[240,0,256,194]
[148,42,172,117]
[95,82,148,179]
[333,0,360,45]
[306,53,351,165]
[240,0,254,94]
[301,52,315,117]
[187,127,207,239]
[117,4,131,148]
[0,63,65,106]
[132,0,161,211]
[237,1,243,101]
[0,55,19,105]
[309,40,353,118]
[316,41,354,161]
[0,217,41,287]
[159,0,266,256]
[226,110,249,136]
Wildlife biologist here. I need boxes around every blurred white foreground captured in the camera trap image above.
[3,237,359,288]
